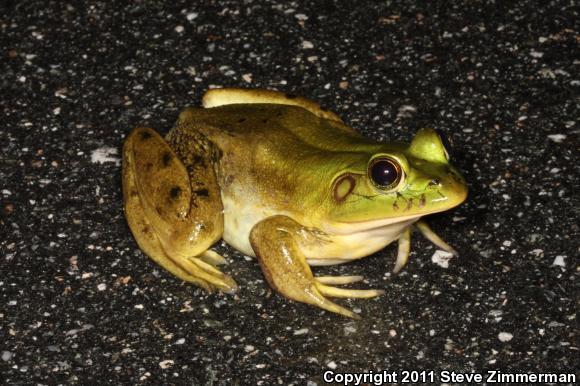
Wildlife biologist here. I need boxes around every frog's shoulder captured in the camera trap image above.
[202,88,344,124]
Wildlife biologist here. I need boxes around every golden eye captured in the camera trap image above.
[368,157,402,189]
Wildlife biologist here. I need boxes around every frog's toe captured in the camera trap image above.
[393,227,411,274]
[181,257,238,294]
[415,220,458,256]
[199,250,228,266]
[315,282,385,299]
[312,293,361,319]
[315,275,364,285]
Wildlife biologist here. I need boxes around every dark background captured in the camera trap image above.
[1,1,578,384]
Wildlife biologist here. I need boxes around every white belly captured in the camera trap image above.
[305,218,419,265]
[221,194,273,257]
[221,191,420,266]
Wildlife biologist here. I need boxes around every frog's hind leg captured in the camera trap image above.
[123,127,237,293]
[202,88,344,123]
[250,215,385,319]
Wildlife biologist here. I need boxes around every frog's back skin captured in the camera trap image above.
[171,103,395,255]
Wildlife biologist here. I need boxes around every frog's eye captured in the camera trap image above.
[435,129,451,160]
[368,157,403,190]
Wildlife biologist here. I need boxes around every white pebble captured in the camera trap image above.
[301,40,314,49]
[175,25,184,33]
[242,73,252,83]
[186,12,198,21]
[552,255,566,267]
[293,328,309,335]
[498,332,513,342]
[327,361,337,369]
[97,283,107,291]
[431,250,454,268]
[91,147,120,165]
[547,134,566,143]
[159,359,174,369]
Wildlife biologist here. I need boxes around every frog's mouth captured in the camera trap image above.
[325,213,425,235]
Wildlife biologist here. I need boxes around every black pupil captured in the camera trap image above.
[371,159,399,187]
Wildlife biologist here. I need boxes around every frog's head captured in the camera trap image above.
[324,128,468,232]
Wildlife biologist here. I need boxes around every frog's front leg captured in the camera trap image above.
[392,220,459,273]
[123,127,237,293]
[250,215,384,319]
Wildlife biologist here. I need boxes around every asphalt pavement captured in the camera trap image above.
[1,1,578,384]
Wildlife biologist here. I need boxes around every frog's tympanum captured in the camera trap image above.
[123,88,467,318]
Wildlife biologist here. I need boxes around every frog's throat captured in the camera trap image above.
[323,213,425,235]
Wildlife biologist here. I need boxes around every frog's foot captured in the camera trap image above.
[250,215,385,319]
[202,88,345,124]
[392,221,458,273]
[415,220,458,256]
[123,127,237,293]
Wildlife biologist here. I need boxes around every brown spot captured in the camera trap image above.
[139,131,152,140]
[332,175,356,203]
[405,199,413,211]
[392,201,399,210]
[161,151,172,167]
[262,119,268,124]
[130,190,138,197]
[169,186,181,199]
[320,106,328,111]
[192,155,205,167]
[285,93,297,99]
[194,188,209,197]
[145,162,153,170]
[3,202,15,215]
[224,175,234,187]
[419,194,426,208]
[238,118,246,123]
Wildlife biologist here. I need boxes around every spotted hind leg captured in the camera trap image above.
[122,127,237,293]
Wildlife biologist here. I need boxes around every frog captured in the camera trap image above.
[122,88,468,319]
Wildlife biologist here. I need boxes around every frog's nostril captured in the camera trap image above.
[428,178,441,186]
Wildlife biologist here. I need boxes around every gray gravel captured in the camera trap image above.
[1,1,578,384]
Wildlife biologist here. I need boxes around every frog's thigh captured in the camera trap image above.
[202,88,344,123]
[250,216,384,319]
[123,127,237,293]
